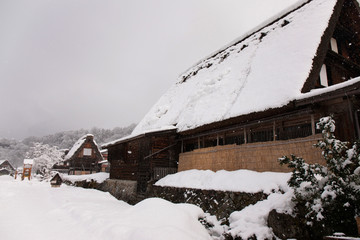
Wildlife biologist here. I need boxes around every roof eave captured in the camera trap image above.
[102,128,178,148]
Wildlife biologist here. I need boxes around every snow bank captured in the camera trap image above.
[61,172,109,183]
[228,190,294,239]
[0,175,211,240]
[112,198,211,240]
[156,169,295,239]
[155,169,291,194]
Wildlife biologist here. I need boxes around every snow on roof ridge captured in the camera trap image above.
[80,134,94,139]
[179,0,310,80]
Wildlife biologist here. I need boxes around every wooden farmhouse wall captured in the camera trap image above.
[107,130,179,192]
[178,86,360,172]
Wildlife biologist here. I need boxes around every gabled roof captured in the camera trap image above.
[64,134,103,161]
[132,0,351,136]
[0,160,15,170]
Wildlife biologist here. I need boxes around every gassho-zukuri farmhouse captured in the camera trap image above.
[102,0,360,193]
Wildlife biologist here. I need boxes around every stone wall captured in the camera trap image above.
[98,179,145,205]
[69,178,268,220]
[66,179,145,205]
[179,135,324,172]
[148,185,267,220]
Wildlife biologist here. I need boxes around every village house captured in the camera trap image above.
[0,160,15,176]
[64,134,103,175]
[102,0,360,192]
[102,129,178,192]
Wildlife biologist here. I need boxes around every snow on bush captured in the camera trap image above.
[25,142,63,179]
[279,116,360,237]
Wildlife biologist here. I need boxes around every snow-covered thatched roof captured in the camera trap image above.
[132,0,341,136]
[64,134,99,160]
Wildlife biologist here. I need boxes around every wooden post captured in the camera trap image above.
[273,121,276,141]
[244,128,247,144]
[311,114,316,135]
[354,110,360,139]
[356,216,360,236]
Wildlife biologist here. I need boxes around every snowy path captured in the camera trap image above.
[0,176,211,240]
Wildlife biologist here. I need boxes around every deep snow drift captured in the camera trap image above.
[0,176,211,240]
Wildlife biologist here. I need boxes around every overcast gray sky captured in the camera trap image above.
[0,0,299,139]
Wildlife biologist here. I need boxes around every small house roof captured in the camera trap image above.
[64,134,103,161]
[132,0,348,136]
[64,134,94,160]
[0,160,15,171]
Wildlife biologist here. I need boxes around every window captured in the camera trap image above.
[319,64,329,87]
[83,148,92,156]
[330,37,339,53]
[249,129,274,143]
[279,123,312,140]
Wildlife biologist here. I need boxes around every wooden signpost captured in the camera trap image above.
[22,159,33,180]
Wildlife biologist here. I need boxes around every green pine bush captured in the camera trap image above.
[279,116,360,237]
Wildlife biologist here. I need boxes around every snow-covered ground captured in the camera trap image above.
[0,175,211,240]
[0,170,295,240]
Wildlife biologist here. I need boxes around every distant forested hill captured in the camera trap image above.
[0,124,136,168]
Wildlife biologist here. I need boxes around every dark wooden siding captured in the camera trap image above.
[108,130,179,184]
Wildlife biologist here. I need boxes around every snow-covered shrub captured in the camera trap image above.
[279,116,360,237]
[26,142,63,179]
